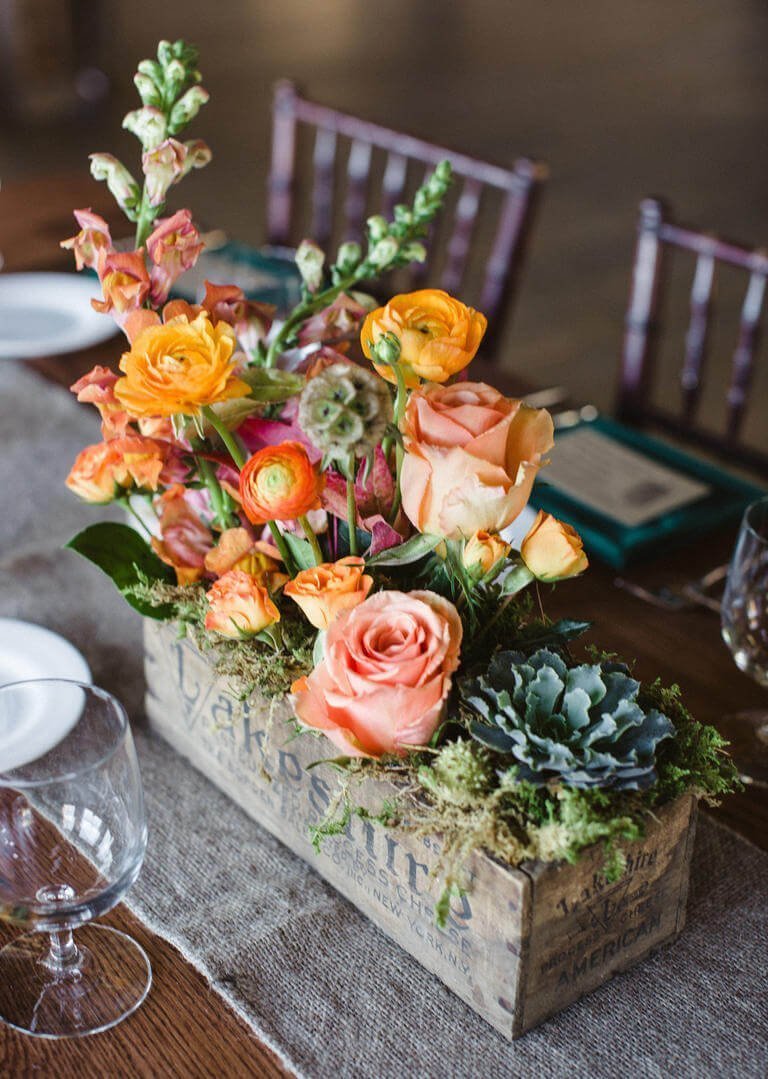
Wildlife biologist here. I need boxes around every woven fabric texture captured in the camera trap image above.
[2,361,767,1078]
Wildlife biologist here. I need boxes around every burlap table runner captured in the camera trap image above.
[1,360,767,1078]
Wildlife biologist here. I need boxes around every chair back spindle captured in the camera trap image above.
[267,80,547,353]
[617,197,768,475]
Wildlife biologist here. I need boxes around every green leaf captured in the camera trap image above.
[366,532,443,567]
[515,619,593,651]
[239,367,305,403]
[281,531,316,571]
[206,397,264,431]
[66,522,176,620]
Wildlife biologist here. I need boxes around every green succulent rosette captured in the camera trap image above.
[463,648,675,791]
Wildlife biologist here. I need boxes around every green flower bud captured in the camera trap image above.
[157,40,173,66]
[134,72,161,107]
[399,241,427,263]
[89,153,140,212]
[295,239,325,293]
[164,58,186,88]
[366,215,388,241]
[368,235,399,268]
[169,85,210,131]
[123,106,167,150]
[335,241,362,272]
[372,332,401,368]
[393,204,413,227]
[298,362,393,460]
[418,739,494,808]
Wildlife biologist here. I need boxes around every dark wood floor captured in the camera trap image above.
[3,0,768,423]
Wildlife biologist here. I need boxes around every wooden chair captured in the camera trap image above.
[267,80,548,353]
[617,198,768,476]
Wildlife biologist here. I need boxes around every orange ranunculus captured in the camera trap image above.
[151,490,214,584]
[520,510,589,582]
[70,365,131,439]
[204,527,288,592]
[291,589,462,759]
[66,442,124,503]
[360,289,487,388]
[400,381,554,540]
[284,556,373,631]
[114,311,249,418]
[204,569,280,638]
[462,531,511,578]
[239,441,324,525]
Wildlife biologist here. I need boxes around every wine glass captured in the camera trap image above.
[0,680,151,1038]
[720,496,768,787]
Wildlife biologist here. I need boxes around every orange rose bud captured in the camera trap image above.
[114,311,249,418]
[284,556,373,631]
[361,289,487,388]
[239,441,323,525]
[204,570,280,639]
[462,531,511,578]
[520,510,589,582]
[66,442,124,503]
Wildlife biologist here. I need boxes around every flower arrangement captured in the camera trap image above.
[65,41,737,919]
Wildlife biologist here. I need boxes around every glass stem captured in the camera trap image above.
[45,928,80,974]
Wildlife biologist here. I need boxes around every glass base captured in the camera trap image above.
[0,924,151,1038]
[718,710,768,788]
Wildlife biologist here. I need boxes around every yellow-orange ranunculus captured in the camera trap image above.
[520,510,589,582]
[204,527,288,592]
[239,441,323,525]
[284,556,373,631]
[204,570,280,638]
[360,289,487,388]
[114,311,249,418]
[462,531,511,578]
[66,442,124,503]
[400,381,554,540]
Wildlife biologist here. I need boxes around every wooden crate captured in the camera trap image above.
[143,620,697,1039]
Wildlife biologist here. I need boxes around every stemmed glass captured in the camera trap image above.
[0,680,150,1038]
[720,496,768,787]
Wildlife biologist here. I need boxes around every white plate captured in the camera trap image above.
[0,272,118,359]
[0,620,92,772]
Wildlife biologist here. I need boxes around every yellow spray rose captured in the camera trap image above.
[114,311,250,418]
[520,511,589,582]
[462,531,511,578]
[361,289,487,388]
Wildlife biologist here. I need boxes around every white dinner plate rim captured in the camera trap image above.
[0,272,118,359]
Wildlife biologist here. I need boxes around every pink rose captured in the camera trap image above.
[400,381,554,539]
[291,590,462,759]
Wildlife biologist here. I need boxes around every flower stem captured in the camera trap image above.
[267,520,295,571]
[119,496,153,539]
[346,455,358,556]
[298,515,324,565]
[195,451,229,530]
[388,362,408,524]
[202,406,248,470]
[133,186,156,250]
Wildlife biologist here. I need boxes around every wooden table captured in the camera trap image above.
[1,174,766,1077]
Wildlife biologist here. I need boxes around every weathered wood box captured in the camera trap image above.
[143,620,698,1040]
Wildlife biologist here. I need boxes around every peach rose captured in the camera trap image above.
[204,570,280,639]
[114,312,250,418]
[400,381,554,540]
[239,441,324,525]
[462,531,511,578]
[284,556,373,630]
[291,590,462,758]
[520,510,589,582]
[152,489,214,584]
[204,527,288,592]
[361,289,487,388]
